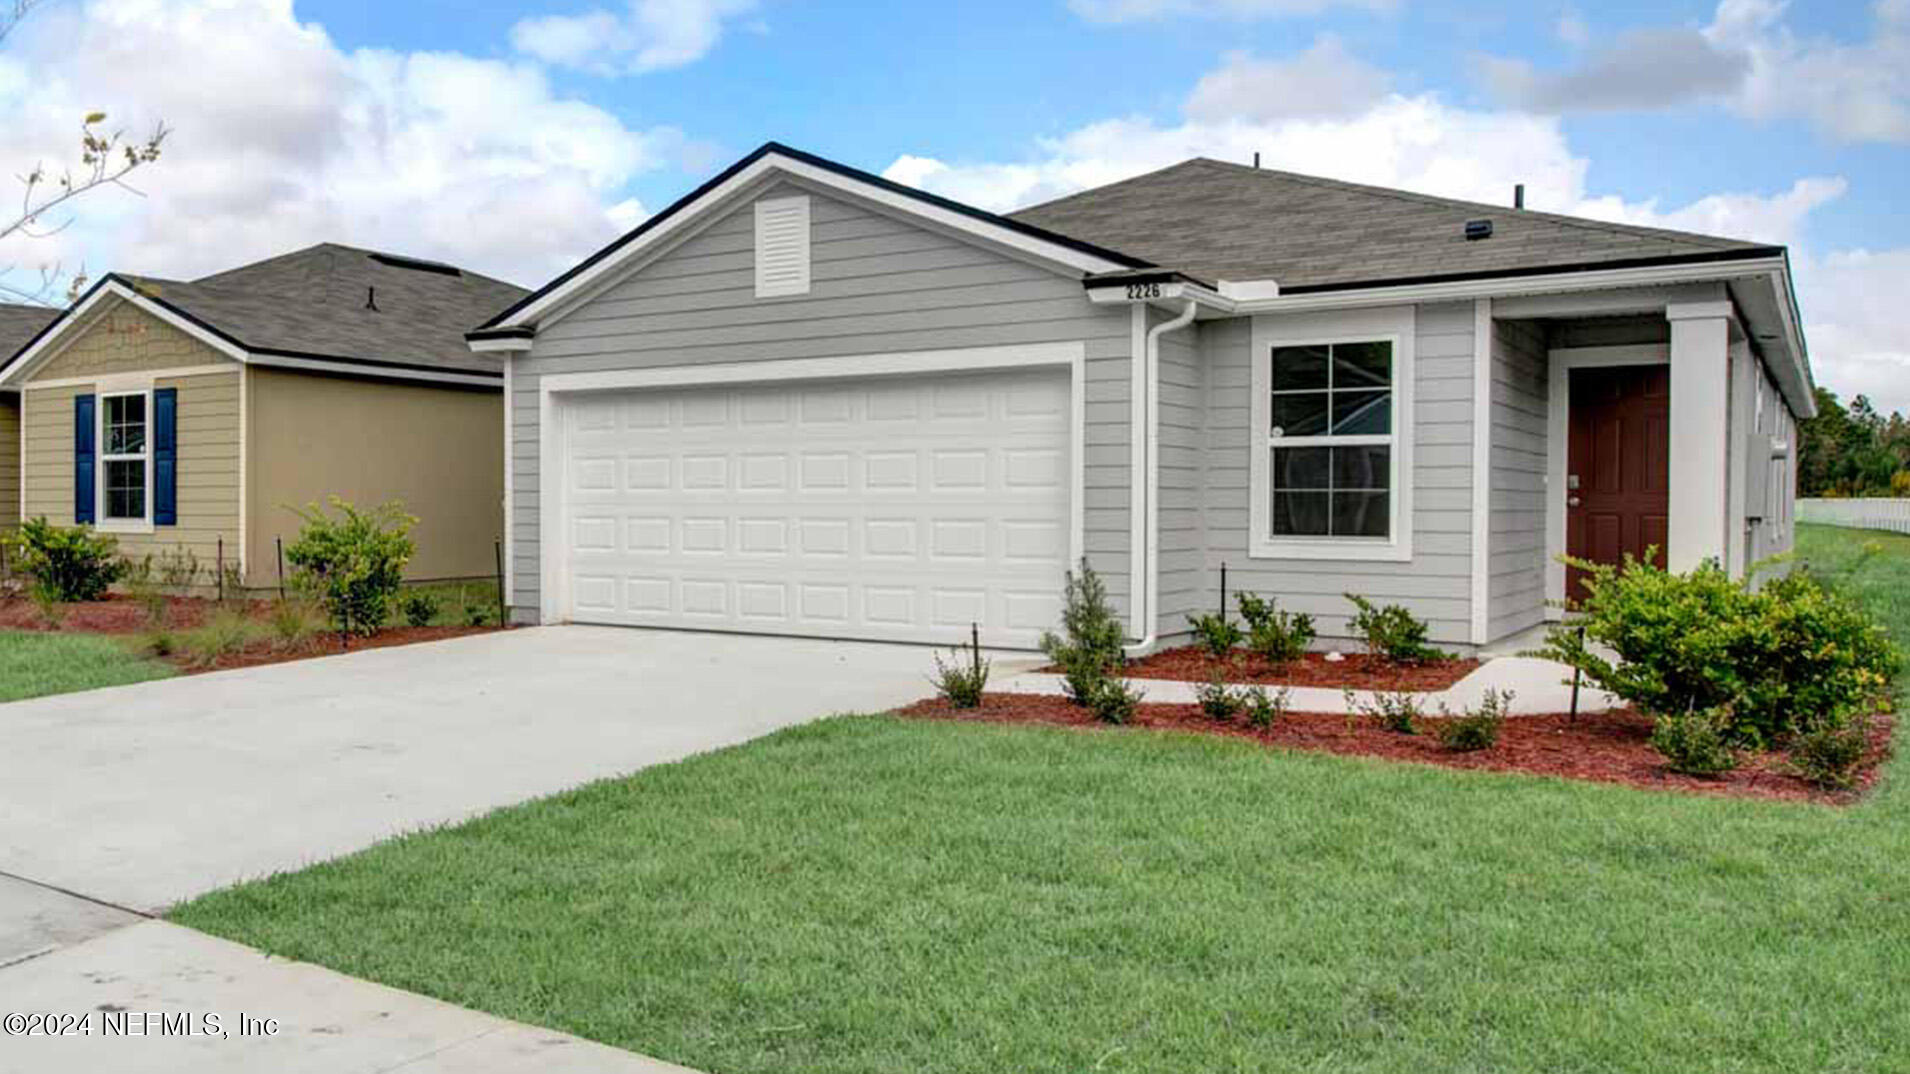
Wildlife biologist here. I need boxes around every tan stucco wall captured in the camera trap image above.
[0,394,19,528]
[247,367,502,586]
[22,370,243,570]
[33,300,229,380]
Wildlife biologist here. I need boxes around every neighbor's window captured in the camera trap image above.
[1266,340,1394,539]
[101,392,149,522]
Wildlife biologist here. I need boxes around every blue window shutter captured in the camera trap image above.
[74,394,95,525]
[154,388,177,525]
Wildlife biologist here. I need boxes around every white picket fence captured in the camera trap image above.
[1797,498,1910,535]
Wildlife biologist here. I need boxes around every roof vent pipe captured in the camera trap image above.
[365,286,379,311]
[1253,152,1261,169]
[1514,183,1525,209]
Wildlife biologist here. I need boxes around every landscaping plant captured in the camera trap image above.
[1346,688,1421,734]
[1039,559,1126,706]
[1086,676,1143,725]
[269,598,323,650]
[1236,591,1314,665]
[1539,554,1897,745]
[401,591,441,628]
[1,517,125,602]
[1649,706,1740,777]
[122,555,169,629]
[931,626,990,709]
[181,607,263,669]
[1788,714,1871,789]
[1196,671,1247,722]
[154,547,202,593]
[1185,609,1242,659]
[1345,593,1448,665]
[283,498,417,638]
[1244,685,1291,729]
[1433,688,1513,752]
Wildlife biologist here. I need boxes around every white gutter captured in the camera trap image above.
[1124,299,1199,658]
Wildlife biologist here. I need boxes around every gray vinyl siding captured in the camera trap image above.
[1196,302,1476,646]
[1486,317,1548,640]
[1155,308,1204,638]
[507,178,1135,624]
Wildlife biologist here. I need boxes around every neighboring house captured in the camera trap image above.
[0,303,62,530]
[0,245,527,587]
[468,143,1810,651]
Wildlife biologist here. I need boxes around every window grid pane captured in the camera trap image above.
[1271,445,1391,539]
[1267,341,1395,540]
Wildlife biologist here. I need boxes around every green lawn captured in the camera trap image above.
[0,630,175,703]
[173,523,1910,1074]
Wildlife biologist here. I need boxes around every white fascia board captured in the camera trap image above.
[1227,257,1790,315]
[1085,280,1227,307]
[467,336,534,355]
[247,352,503,388]
[494,152,1137,331]
[0,280,246,388]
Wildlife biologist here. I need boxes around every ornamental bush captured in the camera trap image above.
[2,517,125,602]
[1345,593,1448,665]
[1236,591,1314,665]
[283,498,416,637]
[1539,554,1896,746]
[1040,559,1126,706]
[1185,610,1243,658]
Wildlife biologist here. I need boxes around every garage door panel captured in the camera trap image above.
[560,366,1072,647]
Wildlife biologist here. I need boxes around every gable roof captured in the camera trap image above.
[1007,158,1782,292]
[474,141,1150,335]
[4,244,529,384]
[0,303,60,367]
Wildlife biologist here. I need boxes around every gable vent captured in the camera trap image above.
[754,195,811,298]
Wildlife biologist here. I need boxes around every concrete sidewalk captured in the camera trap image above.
[997,656,1621,714]
[0,920,696,1074]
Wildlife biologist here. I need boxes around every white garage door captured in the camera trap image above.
[559,366,1072,648]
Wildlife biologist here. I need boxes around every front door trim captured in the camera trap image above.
[1545,343,1670,618]
[536,341,1087,626]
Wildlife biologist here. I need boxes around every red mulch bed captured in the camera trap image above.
[177,625,501,675]
[0,593,505,674]
[897,692,1895,805]
[1083,645,1482,691]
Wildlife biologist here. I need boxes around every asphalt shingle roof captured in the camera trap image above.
[1008,158,1777,291]
[119,244,529,377]
[0,303,60,365]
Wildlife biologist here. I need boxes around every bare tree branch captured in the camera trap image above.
[0,0,45,45]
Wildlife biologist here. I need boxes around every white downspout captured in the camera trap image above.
[1124,298,1199,658]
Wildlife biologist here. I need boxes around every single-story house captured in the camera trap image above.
[467,143,1810,652]
[0,244,527,587]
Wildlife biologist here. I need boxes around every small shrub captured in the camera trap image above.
[464,601,497,627]
[401,591,441,628]
[1236,591,1314,665]
[123,555,169,628]
[140,628,179,658]
[1433,688,1513,752]
[1346,688,1421,734]
[1186,610,1243,658]
[1244,685,1292,729]
[268,598,323,650]
[1196,671,1247,722]
[29,581,64,629]
[931,629,991,709]
[1788,716,1870,789]
[2,517,125,602]
[1087,676,1143,725]
[180,608,263,669]
[1539,555,1897,746]
[1649,707,1740,777]
[283,498,416,637]
[1345,593,1448,665]
[1040,559,1126,706]
[154,547,202,593]
[215,561,247,605]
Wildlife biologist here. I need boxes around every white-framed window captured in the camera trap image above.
[1249,306,1414,562]
[98,388,153,531]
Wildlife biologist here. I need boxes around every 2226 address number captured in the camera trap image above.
[1124,282,1163,300]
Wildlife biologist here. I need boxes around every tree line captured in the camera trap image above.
[1798,387,1910,498]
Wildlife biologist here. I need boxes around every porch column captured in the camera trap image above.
[1666,298,1733,572]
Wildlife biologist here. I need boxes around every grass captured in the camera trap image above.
[392,580,505,627]
[0,630,175,702]
[172,523,1910,1074]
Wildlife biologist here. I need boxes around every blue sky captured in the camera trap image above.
[2,0,1907,410]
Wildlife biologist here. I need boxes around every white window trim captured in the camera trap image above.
[1248,306,1415,562]
[96,385,155,535]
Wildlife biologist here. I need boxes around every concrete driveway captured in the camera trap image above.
[0,626,946,1072]
[0,626,939,915]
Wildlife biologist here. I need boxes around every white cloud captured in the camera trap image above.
[1795,248,1910,414]
[1707,0,1910,143]
[510,0,758,76]
[0,0,683,290]
[1069,0,1391,22]
[1555,11,1590,46]
[1479,28,1749,113]
[1185,38,1391,122]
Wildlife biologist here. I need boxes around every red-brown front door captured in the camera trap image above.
[1566,364,1670,604]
